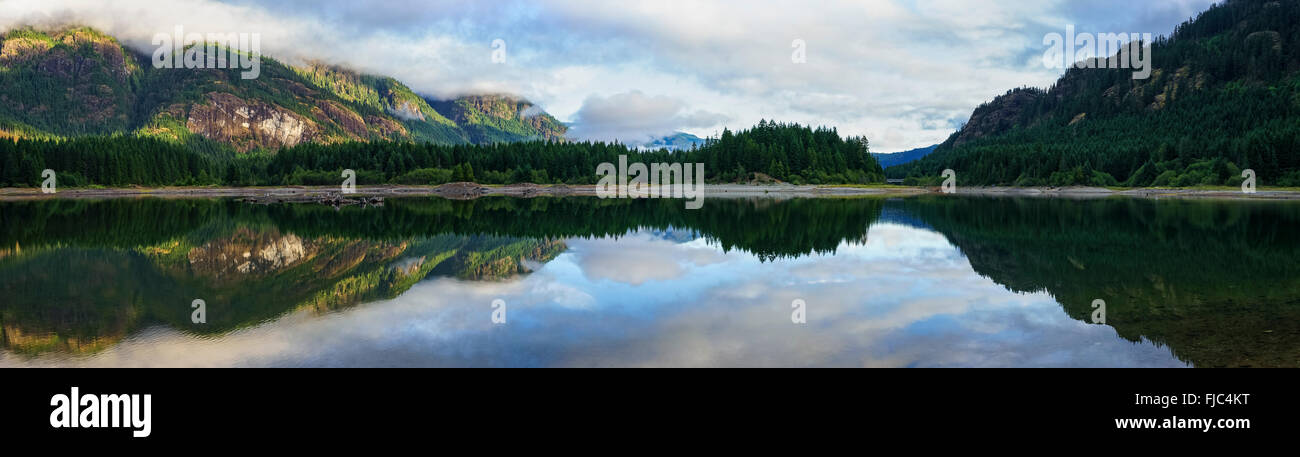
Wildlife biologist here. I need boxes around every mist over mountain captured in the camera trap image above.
[643,132,707,151]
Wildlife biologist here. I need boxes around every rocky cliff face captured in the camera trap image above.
[186,92,318,152]
[186,227,315,279]
[315,99,368,138]
[947,88,1044,148]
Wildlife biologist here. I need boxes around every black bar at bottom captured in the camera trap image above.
[3,368,1292,446]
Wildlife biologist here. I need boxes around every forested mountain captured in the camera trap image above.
[0,27,567,153]
[429,95,568,144]
[891,0,1300,187]
[872,144,937,168]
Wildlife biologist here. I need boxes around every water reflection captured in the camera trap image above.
[1,196,1297,367]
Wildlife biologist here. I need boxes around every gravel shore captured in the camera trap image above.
[1,184,1296,201]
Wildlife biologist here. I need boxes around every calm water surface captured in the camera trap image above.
[1,196,1297,367]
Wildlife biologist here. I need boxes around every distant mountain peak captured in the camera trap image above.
[642,131,706,150]
[872,145,937,168]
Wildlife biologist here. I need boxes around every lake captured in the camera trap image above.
[1,195,1297,367]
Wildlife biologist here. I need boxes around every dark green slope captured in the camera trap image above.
[892,0,1300,187]
[900,196,1300,367]
[428,95,568,144]
[0,27,142,138]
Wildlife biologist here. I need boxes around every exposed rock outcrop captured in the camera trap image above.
[949,88,1044,148]
[186,228,314,279]
[316,99,368,138]
[186,92,318,152]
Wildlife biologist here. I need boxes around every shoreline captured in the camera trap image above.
[0,184,1297,201]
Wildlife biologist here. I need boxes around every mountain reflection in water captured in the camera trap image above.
[1,196,1297,367]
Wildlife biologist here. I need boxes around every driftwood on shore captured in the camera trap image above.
[432,182,491,199]
[237,192,384,208]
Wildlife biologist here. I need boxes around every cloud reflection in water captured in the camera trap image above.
[1,223,1187,367]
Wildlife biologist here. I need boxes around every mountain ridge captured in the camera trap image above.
[0,26,568,154]
[891,0,1300,187]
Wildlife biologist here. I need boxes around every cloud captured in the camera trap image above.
[565,232,728,285]
[565,91,728,144]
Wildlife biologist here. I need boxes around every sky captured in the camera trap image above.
[0,0,1218,151]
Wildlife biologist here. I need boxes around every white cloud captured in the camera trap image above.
[566,91,728,144]
[565,232,728,285]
